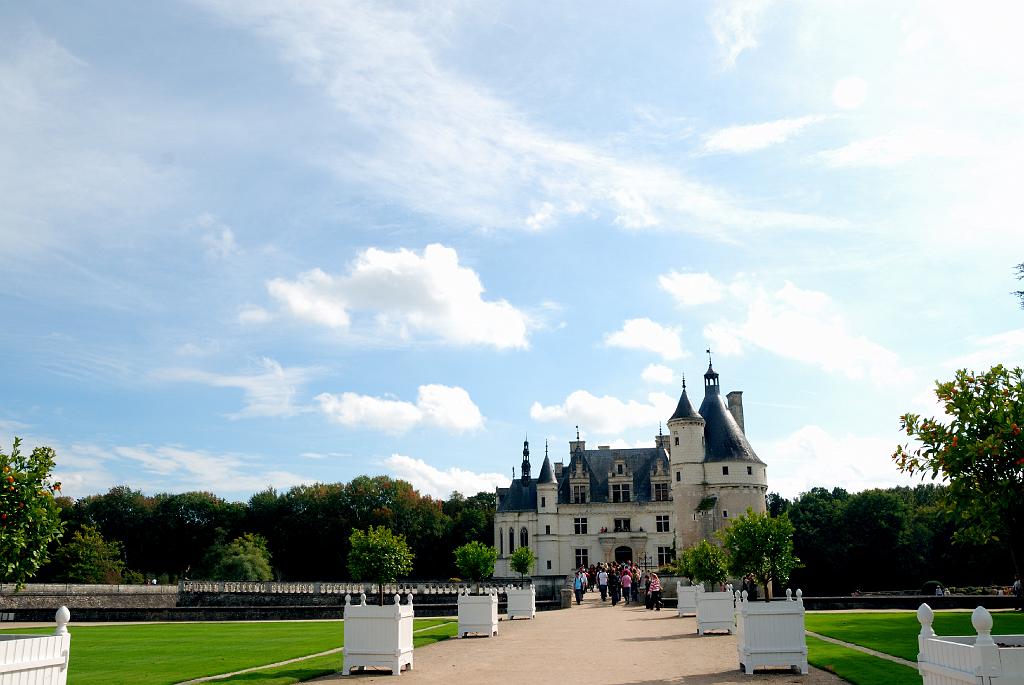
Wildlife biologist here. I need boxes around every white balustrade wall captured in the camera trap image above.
[917,603,1024,685]
[179,580,531,597]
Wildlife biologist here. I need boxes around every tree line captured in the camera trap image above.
[767,483,1014,595]
[31,476,494,584]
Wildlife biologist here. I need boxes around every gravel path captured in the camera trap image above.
[312,594,845,684]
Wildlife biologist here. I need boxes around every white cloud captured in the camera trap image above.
[831,76,868,110]
[268,244,530,349]
[530,390,676,435]
[943,329,1024,371]
[815,127,976,168]
[642,363,676,385]
[659,271,726,307]
[605,318,686,360]
[763,425,917,499]
[604,438,656,449]
[316,384,484,434]
[702,115,825,154]
[385,454,507,499]
[238,305,273,325]
[194,0,835,237]
[698,277,909,385]
[709,0,772,68]
[154,357,316,418]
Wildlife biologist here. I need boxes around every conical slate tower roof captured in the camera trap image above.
[537,455,556,484]
[668,380,702,422]
[698,390,763,464]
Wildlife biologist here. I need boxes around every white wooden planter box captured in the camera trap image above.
[676,582,697,617]
[342,593,414,676]
[917,603,1024,685]
[735,589,808,675]
[505,585,536,620]
[696,588,735,635]
[457,590,498,638]
[0,607,71,685]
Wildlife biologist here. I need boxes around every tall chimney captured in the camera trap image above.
[726,391,745,433]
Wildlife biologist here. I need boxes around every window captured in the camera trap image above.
[546,560,552,570]
[747,466,753,476]
[541,496,546,507]
[675,471,681,482]
[574,548,589,569]
[653,483,669,501]
[520,527,529,549]
[509,527,515,553]
[656,515,670,532]
[611,483,631,503]
[572,485,587,504]
[545,525,551,535]
[574,517,588,534]
[657,546,674,566]
[616,463,624,475]
[499,531,503,556]
[723,510,729,518]
[674,436,679,445]
[613,518,631,532]
[722,466,729,476]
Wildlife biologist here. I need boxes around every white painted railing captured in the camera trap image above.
[676,582,697,617]
[0,607,71,685]
[506,586,536,620]
[696,584,735,635]
[735,589,807,675]
[917,603,1024,685]
[342,593,414,676]
[457,590,499,638]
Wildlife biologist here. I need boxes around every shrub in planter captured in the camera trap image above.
[720,508,799,601]
[687,540,733,635]
[454,542,499,636]
[347,526,415,605]
[507,547,536,620]
[675,547,698,616]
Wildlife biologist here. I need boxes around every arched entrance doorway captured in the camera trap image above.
[614,546,633,564]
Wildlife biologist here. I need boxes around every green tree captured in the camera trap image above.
[348,526,414,604]
[454,541,497,588]
[0,438,64,589]
[203,533,273,581]
[895,364,1024,576]
[52,525,127,583]
[674,545,695,580]
[720,508,799,600]
[686,540,729,589]
[1014,263,1024,308]
[508,546,535,581]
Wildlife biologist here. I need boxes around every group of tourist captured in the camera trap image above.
[572,561,663,610]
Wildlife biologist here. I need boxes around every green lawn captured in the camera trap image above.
[0,619,456,685]
[806,610,1024,662]
[806,635,920,685]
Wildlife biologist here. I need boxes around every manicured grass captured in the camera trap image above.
[806,635,920,685]
[208,621,458,684]
[0,619,455,685]
[806,611,1024,662]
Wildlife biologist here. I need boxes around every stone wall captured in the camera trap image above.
[0,583,179,610]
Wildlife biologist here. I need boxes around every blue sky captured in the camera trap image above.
[3,1,1023,502]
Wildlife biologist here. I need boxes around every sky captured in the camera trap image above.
[3,0,1024,503]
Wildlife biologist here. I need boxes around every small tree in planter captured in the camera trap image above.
[721,509,807,674]
[454,541,499,637]
[674,546,698,617]
[506,547,536,620]
[508,547,535,581]
[348,525,414,605]
[1,439,63,590]
[720,508,799,601]
[687,540,733,635]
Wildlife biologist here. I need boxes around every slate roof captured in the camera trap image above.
[698,390,764,464]
[555,447,669,505]
[537,455,556,484]
[496,479,538,512]
[668,385,701,421]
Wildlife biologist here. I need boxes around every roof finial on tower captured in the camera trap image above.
[545,440,549,458]
[706,348,713,366]
[659,422,663,437]
[681,373,686,389]
[576,425,580,440]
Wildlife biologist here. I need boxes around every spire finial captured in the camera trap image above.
[706,348,713,367]
[545,440,549,458]
[682,373,686,389]
[659,422,663,437]
[576,425,580,440]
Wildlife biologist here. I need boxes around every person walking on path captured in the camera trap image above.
[573,568,587,605]
[597,566,609,601]
[620,566,632,605]
[609,565,621,605]
[1013,575,1022,611]
[631,566,640,603]
[648,572,663,611]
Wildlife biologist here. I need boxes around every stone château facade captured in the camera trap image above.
[494,361,768,577]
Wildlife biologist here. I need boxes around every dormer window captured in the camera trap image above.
[611,483,631,503]
[572,485,588,503]
[617,463,624,475]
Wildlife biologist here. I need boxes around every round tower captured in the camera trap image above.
[667,375,707,551]
[535,441,559,576]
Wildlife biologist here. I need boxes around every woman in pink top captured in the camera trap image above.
[649,573,663,611]
[620,567,632,605]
